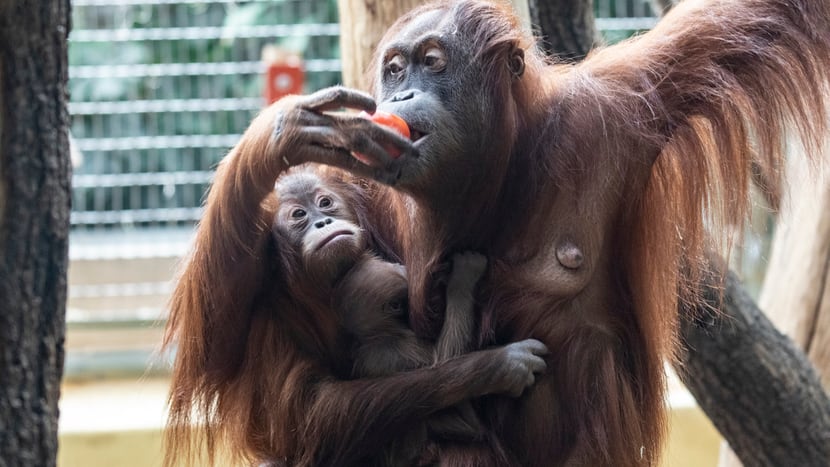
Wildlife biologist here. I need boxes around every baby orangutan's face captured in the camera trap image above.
[275,171,366,281]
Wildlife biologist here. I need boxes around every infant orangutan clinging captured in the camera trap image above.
[270,165,544,466]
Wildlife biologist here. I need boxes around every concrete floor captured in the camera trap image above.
[58,377,721,467]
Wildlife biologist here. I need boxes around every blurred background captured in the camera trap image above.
[61,0,767,465]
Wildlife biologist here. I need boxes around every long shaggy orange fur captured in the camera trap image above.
[162,0,830,465]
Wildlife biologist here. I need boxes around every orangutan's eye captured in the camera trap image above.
[386,298,407,315]
[386,54,407,76]
[423,46,447,72]
[291,208,306,219]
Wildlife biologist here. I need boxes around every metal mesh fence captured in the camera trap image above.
[69,0,341,237]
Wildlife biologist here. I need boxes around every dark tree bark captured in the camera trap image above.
[0,1,72,466]
[529,0,830,465]
[528,0,600,61]
[678,268,830,466]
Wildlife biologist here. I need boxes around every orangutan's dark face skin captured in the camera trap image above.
[275,171,366,281]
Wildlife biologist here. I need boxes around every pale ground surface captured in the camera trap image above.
[57,373,721,467]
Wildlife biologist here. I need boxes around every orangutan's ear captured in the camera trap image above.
[508,44,525,78]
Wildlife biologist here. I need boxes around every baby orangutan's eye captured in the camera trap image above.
[385,299,406,315]
[291,208,306,219]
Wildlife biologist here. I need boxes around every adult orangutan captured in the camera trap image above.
[163,0,830,465]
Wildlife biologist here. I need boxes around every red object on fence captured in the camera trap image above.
[263,46,304,104]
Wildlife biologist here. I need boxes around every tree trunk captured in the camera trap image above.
[760,153,830,385]
[717,136,830,467]
[677,266,830,467]
[528,0,600,61]
[0,1,71,466]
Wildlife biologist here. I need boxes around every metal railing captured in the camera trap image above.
[69,0,340,234]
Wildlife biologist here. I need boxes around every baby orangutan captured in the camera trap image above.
[273,166,542,465]
[336,252,489,466]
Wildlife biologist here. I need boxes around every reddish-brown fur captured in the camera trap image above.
[276,166,521,465]
[162,100,546,466]
[160,97,415,465]
[366,0,829,465]
[164,0,830,466]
